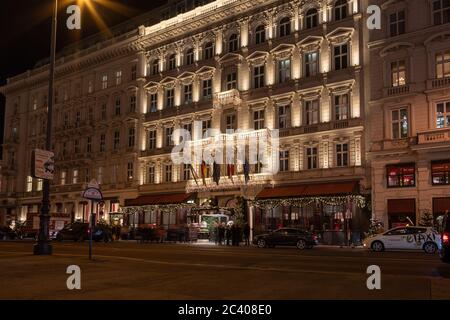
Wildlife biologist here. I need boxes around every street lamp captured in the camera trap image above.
[34,0,59,255]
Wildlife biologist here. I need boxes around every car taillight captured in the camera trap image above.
[443,233,449,244]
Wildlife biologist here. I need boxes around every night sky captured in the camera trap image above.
[0,0,168,159]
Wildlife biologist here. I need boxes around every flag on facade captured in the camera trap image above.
[200,161,208,186]
[227,163,235,183]
[243,159,250,185]
[189,164,199,186]
[213,161,221,185]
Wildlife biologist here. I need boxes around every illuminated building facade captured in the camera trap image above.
[1,0,369,241]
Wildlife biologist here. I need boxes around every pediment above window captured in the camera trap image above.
[246,51,269,65]
[271,44,295,59]
[424,31,450,47]
[297,36,324,51]
[196,66,215,80]
[379,42,414,57]
[326,27,354,43]
[219,53,243,65]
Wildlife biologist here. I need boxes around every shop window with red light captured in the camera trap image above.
[386,163,415,188]
[432,160,450,185]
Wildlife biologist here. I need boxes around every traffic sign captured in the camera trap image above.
[31,149,55,180]
[83,180,103,201]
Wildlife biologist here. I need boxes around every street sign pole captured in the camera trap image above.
[89,200,94,260]
[83,180,103,261]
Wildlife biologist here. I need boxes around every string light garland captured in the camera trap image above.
[250,195,366,210]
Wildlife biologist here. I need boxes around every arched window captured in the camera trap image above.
[279,17,291,37]
[167,54,176,70]
[255,25,266,44]
[151,59,159,75]
[186,48,194,65]
[228,34,239,53]
[334,0,348,21]
[204,42,214,60]
[305,8,318,29]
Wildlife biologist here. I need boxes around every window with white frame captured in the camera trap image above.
[26,176,32,192]
[336,143,349,167]
[183,164,191,181]
[305,51,319,77]
[147,166,155,184]
[37,179,43,191]
[183,123,192,140]
[184,84,193,104]
[253,109,265,130]
[389,10,405,37]
[148,130,157,149]
[186,48,194,65]
[113,130,120,150]
[433,0,450,25]
[102,74,108,90]
[279,150,289,172]
[226,72,237,90]
[72,169,79,184]
[305,8,319,29]
[255,25,266,44]
[334,93,349,120]
[279,17,291,37]
[391,108,409,139]
[204,42,214,60]
[225,113,236,131]
[278,105,290,129]
[202,119,212,136]
[165,164,172,182]
[228,34,239,53]
[127,162,134,181]
[253,65,265,89]
[166,88,174,108]
[202,79,212,99]
[436,101,450,128]
[168,54,176,70]
[278,58,291,83]
[306,146,318,169]
[116,70,122,85]
[391,60,406,87]
[305,100,319,125]
[128,128,135,147]
[149,93,158,112]
[334,0,348,21]
[165,127,174,147]
[333,43,349,70]
[436,50,450,79]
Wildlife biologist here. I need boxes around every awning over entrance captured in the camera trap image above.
[256,181,359,199]
[124,193,195,206]
[387,199,415,214]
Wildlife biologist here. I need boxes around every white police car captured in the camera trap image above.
[363,226,441,254]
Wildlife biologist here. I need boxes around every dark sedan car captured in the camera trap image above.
[0,226,17,240]
[253,228,318,250]
[440,213,450,263]
[56,222,113,242]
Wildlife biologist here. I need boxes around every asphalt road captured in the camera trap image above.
[0,241,449,299]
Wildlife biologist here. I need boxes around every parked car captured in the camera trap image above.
[439,213,450,263]
[363,226,441,254]
[55,222,112,242]
[253,228,318,250]
[0,226,17,240]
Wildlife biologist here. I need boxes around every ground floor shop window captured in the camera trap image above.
[387,199,416,228]
[387,163,415,188]
[431,160,450,185]
[433,197,450,219]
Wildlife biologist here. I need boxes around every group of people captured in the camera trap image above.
[213,222,250,246]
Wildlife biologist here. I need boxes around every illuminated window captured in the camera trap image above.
[202,119,211,136]
[431,160,450,185]
[436,101,450,128]
[202,79,212,100]
[184,84,193,105]
[225,113,236,131]
[391,108,408,139]
[436,51,450,79]
[391,60,406,87]
[387,163,415,188]
[278,58,291,83]
[305,51,319,77]
[336,143,349,167]
[305,100,319,125]
[433,0,450,25]
[226,72,237,90]
[279,151,289,172]
[60,171,67,186]
[279,17,291,37]
[116,70,122,85]
[165,89,174,108]
[334,0,348,21]
[334,94,349,120]
[127,162,134,181]
[165,127,174,147]
[253,110,265,130]
[102,74,108,90]
[72,169,79,184]
[305,8,318,29]
[149,93,158,112]
[278,105,290,129]
[26,176,33,192]
[255,25,266,44]
[147,166,155,184]
[37,179,43,191]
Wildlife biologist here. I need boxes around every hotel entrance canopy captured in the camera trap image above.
[124,193,195,206]
[256,181,359,199]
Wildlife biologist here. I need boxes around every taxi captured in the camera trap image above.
[363,226,441,254]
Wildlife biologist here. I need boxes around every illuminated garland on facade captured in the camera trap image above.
[250,195,367,210]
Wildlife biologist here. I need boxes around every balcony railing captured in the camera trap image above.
[418,128,450,144]
[430,76,450,89]
[215,89,240,106]
[387,85,410,96]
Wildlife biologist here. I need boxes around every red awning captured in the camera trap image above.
[433,198,450,215]
[256,181,359,199]
[387,199,416,214]
[125,193,194,206]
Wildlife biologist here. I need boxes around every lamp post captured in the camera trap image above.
[34,0,58,255]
